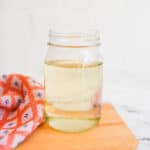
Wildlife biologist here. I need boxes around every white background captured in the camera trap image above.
[0,0,150,149]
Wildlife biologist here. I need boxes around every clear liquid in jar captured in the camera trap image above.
[44,60,102,132]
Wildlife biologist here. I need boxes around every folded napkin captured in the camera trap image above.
[0,74,44,150]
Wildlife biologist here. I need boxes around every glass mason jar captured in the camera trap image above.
[44,30,103,132]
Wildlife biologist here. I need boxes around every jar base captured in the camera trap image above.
[46,117,100,133]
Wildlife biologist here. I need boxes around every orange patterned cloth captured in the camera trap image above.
[0,74,44,150]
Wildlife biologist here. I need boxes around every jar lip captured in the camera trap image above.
[48,29,100,47]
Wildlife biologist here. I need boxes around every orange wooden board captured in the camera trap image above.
[16,104,138,150]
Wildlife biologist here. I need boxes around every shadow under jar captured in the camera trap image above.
[44,30,103,132]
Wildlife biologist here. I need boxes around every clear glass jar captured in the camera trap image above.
[44,30,103,132]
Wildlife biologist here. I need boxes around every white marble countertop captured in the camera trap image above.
[114,103,150,150]
[103,72,150,150]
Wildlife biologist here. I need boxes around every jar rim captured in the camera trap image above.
[48,29,100,47]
